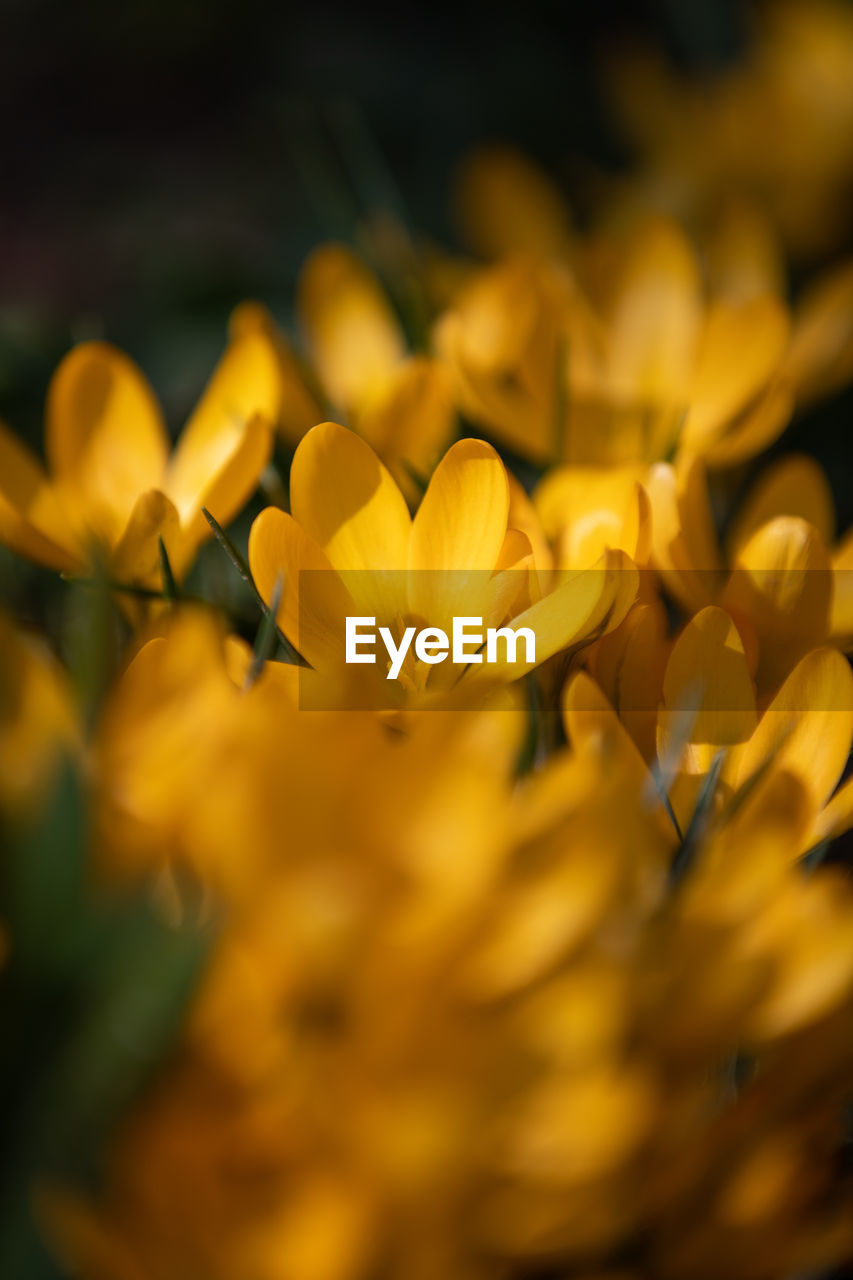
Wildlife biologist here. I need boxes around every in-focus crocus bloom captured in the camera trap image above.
[248,421,637,704]
[0,330,280,584]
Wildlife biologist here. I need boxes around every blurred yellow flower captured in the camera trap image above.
[297,243,454,497]
[0,330,279,584]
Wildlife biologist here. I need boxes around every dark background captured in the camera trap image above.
[0,0,750,426]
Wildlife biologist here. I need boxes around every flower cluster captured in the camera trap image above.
[3,4,853,1278]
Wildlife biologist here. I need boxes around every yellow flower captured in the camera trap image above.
[436,219,796,469]
[650,452,853,690]
[0,329,279,583]
[297,243,454,497]
[247,421,636,704]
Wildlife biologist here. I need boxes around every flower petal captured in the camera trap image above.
[682,295,789,454]
[699,379,794,470]
[46,341,169,538]
[173,412,273,579]
[606,218,702,409]
[0,420,79,570]
[165,330,279,527]
[290,421,411,620]
[297,243,405,410]
[229,300,323,446]
[728,647,853,812]
[726,454,835,559]
[483,549,637,682]
[724,515,833,689]
[111,489,181,585]
[248,506,354,672]
[409,438,509,629]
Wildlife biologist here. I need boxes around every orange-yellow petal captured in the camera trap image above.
[165,330,279,527]
[606,217,702,410]
[297,243,405,410]
[682,295,789,455]
[45,341,169,539]
[724,516,833,689]
[290,421,411,621]
[409,438,509,629]
[248,506,354,671]
[728,647,853,813]
[0,421,79,570]
[726,454,835,559]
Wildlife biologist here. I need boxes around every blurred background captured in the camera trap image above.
[0,0,775,426]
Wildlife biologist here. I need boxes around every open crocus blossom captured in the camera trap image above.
[247,421,637,704]
[0,330,280,584]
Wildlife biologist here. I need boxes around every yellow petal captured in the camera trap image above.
[409,438,509,629]
[0,421,79,570]
[229,299,323,446]
[45,341,169,539]
[724,516,833,689]
[647,458,722,612]
[110,489,181,584]
[506,472,553,595]
[165,330,279,526]
[726,454,835,560]
[562,670,651,795]
[534,465,649,568]
[587,598,670,761]
[607,217,702,409]
[484,549,637,681]
[173,412,272,579]
[356,356,454,498]
[290,420,411,621]
[728,647,853,812]
[297,243,405,410]
[682,295,789,454]
[661,605,758,750]
[248,506,354,671]
[699,379,794,470]
[812,773,853,845]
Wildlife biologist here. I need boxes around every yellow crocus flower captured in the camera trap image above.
[247,421,636,704]
[0,329,279,584]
